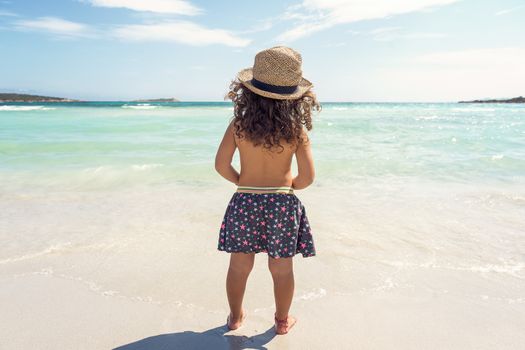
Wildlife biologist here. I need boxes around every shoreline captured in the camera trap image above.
[2,184,524,349]
[1,103,524,349]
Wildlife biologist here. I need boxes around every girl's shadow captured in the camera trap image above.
[113,324,276,350]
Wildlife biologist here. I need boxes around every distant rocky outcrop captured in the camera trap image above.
[132,98,180,102]
[459,96,525,103]
[0,93,78,102]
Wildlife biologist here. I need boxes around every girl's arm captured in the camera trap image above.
[292,129,315,190]
[214,121,240,185]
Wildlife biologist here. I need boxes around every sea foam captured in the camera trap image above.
[122,104,159,110]
[0,105,55,111]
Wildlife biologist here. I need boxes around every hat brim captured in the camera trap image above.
[236,68,313,100]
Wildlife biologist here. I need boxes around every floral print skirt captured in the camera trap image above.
[217,186,316,259]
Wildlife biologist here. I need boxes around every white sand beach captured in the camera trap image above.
[2,183,524,349]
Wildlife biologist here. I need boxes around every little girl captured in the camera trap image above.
[214,46,320,335]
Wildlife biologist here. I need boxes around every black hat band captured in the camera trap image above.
[250,78,298,94]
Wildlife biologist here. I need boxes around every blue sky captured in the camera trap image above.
[0,0,524,101]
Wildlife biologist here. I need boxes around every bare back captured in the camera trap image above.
[215,122,315,191]
[235,132,296,187]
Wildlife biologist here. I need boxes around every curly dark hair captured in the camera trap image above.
[226,79,321,153]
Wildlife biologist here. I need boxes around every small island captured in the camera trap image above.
[0,93,78,103]
[132,98,180,103]
[459,96,525,103]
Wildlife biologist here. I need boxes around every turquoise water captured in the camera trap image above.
[1,102,524,191]
[1,102,524,323]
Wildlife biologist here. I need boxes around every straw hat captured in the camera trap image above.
[237,46,313,100]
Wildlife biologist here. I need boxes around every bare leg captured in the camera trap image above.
[226,252,255,328]
[268,256,297,333]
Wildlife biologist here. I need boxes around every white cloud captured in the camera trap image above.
[0,9,17,16]
[88,0,200,15]
[278,0,460,41]
[412,47,525,67]
[113,21,251,47]
[14,17,94,37]
[369,26,446,41]
[375,47,525,101]
[400,32,447,39]
[12,15,249,47]
[495,5,524,16]
[322,41,347,47]
[369,26,402,35]
[239,19,274,34]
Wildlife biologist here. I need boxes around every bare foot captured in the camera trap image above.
[274,313,297,335]
[226,309,246,330]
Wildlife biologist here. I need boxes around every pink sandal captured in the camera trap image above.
[274,312,297,335]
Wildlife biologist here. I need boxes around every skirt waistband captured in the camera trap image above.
[236,185,294,194]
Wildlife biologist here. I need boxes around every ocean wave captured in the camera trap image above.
[82,166,109,174]
[27,268,123,299]
[297,287,327,300]
[131,163,164,171]
[0,241,125,265]
[0,242,73,265]
[415,115,440,120]
[122,104,159,110]
[0,105,55,111]
[380,260,525,278]
[452,107,496,112]
[82,164,165,173]
[371,277,398,291]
